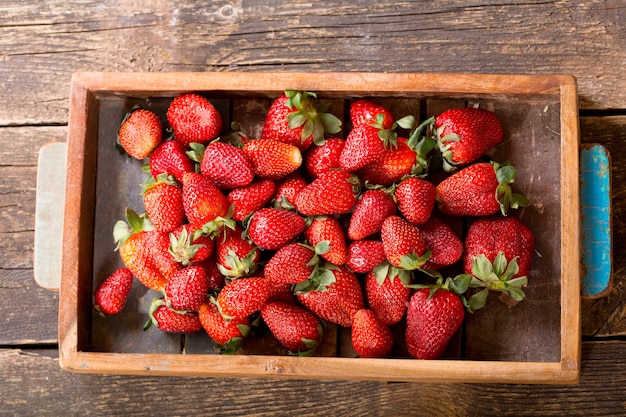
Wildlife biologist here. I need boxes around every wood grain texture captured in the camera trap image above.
[2,342,625,416]
[1,0,626,126]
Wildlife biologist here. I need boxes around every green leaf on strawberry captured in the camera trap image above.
[468,252,528,308]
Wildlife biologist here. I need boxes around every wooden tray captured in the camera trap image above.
[58,72,581,384]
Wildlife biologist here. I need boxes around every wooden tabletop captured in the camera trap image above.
[2,1,625,415]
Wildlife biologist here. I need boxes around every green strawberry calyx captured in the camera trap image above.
[373,261,412,287]
[217,246,260,279]
[492,161,530,216]
[284,90,342,146]
[168,227,205,266]
[113,207,155,250]
[404,115,440,176]
[465,252,528,312]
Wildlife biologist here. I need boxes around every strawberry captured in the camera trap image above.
[434,107,503,169]
[272,172,308,210]
[261,91,342,150]
[264,243,317,285]
[294,169,360,216]
[418,217,464,270]
[118,108,163,160]
[215,226,260,278]
[345,240,386,273]
[243,138,303,180]
[435,161,529,216]
[267,280,298,305]
[393,177,436,226]
[146,297,202,334]
[351,309,394,358]
[463,216,535,308]
[216,277,271,318]
[296,265,364,327]
[365,263,412,325]
[246,208,306,250]
[196,255,226,290]
[199,300,250,353]
[261,301,324,355]
[199,141,255,189]
[166,93,222,147]
[380,215,429,270]
[165,265,210,312]
[93,268,134,316]
[340,124,392,172]
[168,224,214,266]
[304,137,345,178]
[114,209,175,291]
[350,99,395,130]
[141,174,185,233]
[304,216,347,265]
[356,137,416,187]
[227,179,276,222]
[347,189,396,241]
[182,172,231,231]
[149,140,195,183]
[405,288,465,360]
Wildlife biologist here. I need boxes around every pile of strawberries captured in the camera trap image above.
[94,90,535,359]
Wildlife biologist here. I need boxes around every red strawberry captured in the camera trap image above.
[199,300,250,353]
[267,280,298,305]
[296,265,364,327]
[345,240,386,273]
[340,124,393,172]
[304,216,347,265]
[246,208,306,250]
[242,139,303,180]
[165,265,210,312]
[304,137,345,178]
[350,99,395,130]
[196,255,226,290]
[114,209,177,291]
[265,243,317,285]
[168,223,214,266]
[146,297,202,334]
[394,177,436,226]
[273,173,308,209]
[365,263,412,325]
[118,108,163,160]
[149,140,195,183]
[215,226,260,278]
[216,277,271,318]
[199,141,255,190]
[227,179,276,222]
[261,301,324,355]
[347,189,396,241]
[142,174,185,233]
[463,216,535,308]
[351,309,394,358]
[435,161,529,216]
[294,169,360,216]
[166,93,222,147]
[356,137,416,187]
[434,107,503,169]
[464,216,535,278]
[182,172,231,231]
[380,215,429,270]
[405,288,465,359]
[261,91,342,150]
[93,268,134,316]
[418,217,464,270]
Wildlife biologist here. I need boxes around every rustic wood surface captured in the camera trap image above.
[2,0,626,415]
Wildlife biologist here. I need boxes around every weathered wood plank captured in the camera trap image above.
[1,0,625,127]
[580,116,626,337]
[2,341,625,416]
